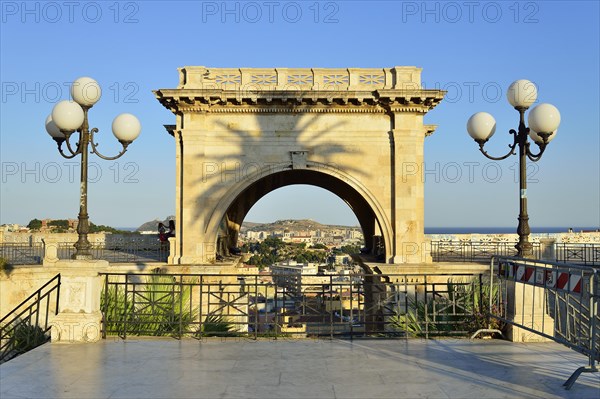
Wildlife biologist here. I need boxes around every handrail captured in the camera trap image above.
[57,241,168,263]
[0,274,61,325]
[431,241,599,265]
[0,242,44,265]
[0,274,61,362]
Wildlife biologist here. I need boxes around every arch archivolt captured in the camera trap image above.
[203,161,394,259]
[203,160,289,237]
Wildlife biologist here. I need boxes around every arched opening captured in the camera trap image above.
[245,185,360,226]
[214,169,388,260]
[241,184,363,249]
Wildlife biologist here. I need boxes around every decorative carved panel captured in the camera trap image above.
[359,74,385,85]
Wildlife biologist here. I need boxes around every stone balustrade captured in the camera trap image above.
[178,66,423,91]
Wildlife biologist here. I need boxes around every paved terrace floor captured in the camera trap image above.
[1,338,598,399]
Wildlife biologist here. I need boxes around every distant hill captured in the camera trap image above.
[242,219,359,232]
[136,216,175,232]
[135,217,360,233]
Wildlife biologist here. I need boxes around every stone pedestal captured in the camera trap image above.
[50,259,107,343]
[51,311,103,343]
[506,281,555,342]
[42,238,60,266]
[538,238,556,261]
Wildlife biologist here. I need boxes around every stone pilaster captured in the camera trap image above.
[167,236,181,265]
[505,281,554,342]
[389,120,429,264]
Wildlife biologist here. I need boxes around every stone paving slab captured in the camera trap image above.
[0,338,598,399]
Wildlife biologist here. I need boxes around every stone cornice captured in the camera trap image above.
[154,88,445,115]
[164,124,176,136]
[424,124,438,137]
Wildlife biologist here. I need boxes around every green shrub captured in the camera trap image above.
[389,296,464,337]
[11,322,49,353]
[390,277,503,337]
[0,257,13,275]
[101,272,198,337]
[100,281,136,336]
[451,279,504,334]
[198,314,235,337]
[1,321,49,361]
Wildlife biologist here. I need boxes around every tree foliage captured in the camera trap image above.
[47,219,69,229]
[340,244,361,255]
[89,223,136,234]
[26,219,42,230]
[25,218,134,234]
[243,237,328,268]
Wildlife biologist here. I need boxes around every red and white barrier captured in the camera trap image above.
[502,261,582,294]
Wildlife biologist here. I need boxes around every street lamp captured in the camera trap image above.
[45,77,141,259]
[466,79,560,258]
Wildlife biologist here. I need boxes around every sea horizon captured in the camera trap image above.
[424,227,599,234]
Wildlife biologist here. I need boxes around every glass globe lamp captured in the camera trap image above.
[71,77,101,107]
[112,113,141,143]
[467,112,496,142]
[51,100,84,132]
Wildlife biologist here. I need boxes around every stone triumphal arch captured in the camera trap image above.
[155,67,445,265]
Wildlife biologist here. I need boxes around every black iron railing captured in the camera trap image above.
[0,243,43,265]
[431,241,599,266]
[555,243,600,266]
[58,240,168,263]
[3,239,597,266]
[0,274,61,362]
[99,271,497,339]
[430,241,540,263]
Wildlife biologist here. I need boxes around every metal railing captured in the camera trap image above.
[2,240,597,267]
[0,243,43,265]
[431,241,600,266]
[99,271,497,340]
[0,274,61,363]
[431,241,541,263]
[58,241,168,263]
[555,243,600,266]
[491,256,598,389]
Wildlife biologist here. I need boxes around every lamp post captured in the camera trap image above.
[467,79,561,258]
[45,77,141,259]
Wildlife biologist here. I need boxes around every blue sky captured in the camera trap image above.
[1,0,598,229]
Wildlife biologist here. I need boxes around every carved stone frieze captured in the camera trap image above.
[155,66,445,115]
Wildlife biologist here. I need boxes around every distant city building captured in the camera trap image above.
[237,264,260,274]
[246,231,269,241]
[239,221,364,249]
[332,254,351,265]
[0,224,27,233]
[270,260,323,294]
[288,235,312,244]
[40,219,78,231]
